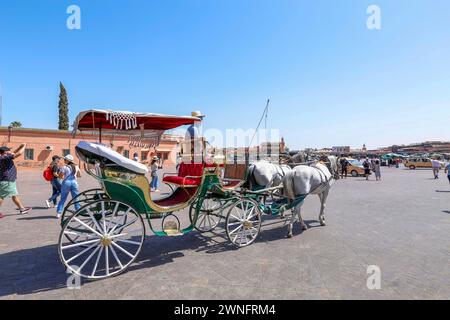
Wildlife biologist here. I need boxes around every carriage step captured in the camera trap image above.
[163,228,183,236]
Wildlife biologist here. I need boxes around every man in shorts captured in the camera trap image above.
[0,144,32,218]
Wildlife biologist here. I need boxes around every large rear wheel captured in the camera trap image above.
[58,200,145,280]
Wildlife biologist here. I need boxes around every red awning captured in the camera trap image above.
[73,109,200,132]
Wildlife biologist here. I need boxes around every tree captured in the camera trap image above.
[9,121,22,128]
[58,82,69,130]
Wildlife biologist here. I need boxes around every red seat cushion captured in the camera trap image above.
[163,175,201,186]
[178,163,204,177]
[162,163,204,187]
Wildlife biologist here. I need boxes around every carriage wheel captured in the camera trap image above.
[189,197,224,233]
[62,189,109,223]
[226,198,261,247]
[58,200,145,280]
[61,189,110,243]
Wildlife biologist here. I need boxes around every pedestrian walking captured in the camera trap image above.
[56,155,81,219]
[0,144,32,219]
[444,162,450,185]
[431,158,441,179]
[150,156,161,192]
[45,155,62,208]
[363,158,371,181]
[373,159,381,181]
[339,157,349,179]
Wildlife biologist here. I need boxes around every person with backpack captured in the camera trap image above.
[56,154,81,219]
[0,144,32,218]
[339,157,350,179]
[363,158,371,181]
[45,155,62,208]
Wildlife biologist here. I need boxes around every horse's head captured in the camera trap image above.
[327,156,340,180]
[318,155,339,180]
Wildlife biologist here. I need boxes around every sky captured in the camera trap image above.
[0,0,449,150]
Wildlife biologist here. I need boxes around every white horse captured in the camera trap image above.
[246,161,292,189]
[282,156,339,238]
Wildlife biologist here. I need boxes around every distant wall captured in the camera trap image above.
[0,127,179,169]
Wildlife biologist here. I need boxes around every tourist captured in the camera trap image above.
[373,158,382,181]
[150,156,161,192]
[431,158,441,179]
[56,155,81,219]
[445,162,450,185]
[339,157,349,179]
[0,144,32,218]
[363,158,371,180]
[46,155,62,208]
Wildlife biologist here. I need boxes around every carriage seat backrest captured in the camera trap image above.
[224,164,247,180]
[178,162,204,177]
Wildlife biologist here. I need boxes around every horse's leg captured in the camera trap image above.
[298,205,308,231]
[287,207,296,238]
[319,188,329,226]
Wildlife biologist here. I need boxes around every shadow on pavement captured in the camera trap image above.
[17,215,57,221]
[1,214,315,297]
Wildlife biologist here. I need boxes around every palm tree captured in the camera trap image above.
[9,121,22,128]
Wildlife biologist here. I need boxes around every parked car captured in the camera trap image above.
[347,159,367,177]
[404,157,444,169]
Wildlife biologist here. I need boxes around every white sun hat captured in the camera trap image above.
[64,154,74,162]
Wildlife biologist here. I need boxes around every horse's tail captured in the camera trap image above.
[282,170,296,199]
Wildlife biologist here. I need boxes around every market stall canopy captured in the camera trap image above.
[382,153,407,159]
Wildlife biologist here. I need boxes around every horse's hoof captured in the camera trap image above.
[301,224,308,231]
[287,233,293,238]
[320,221,326,226]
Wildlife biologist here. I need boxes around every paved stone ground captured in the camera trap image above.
[0,166,449,300]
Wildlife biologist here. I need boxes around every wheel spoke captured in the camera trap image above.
[62,238,100,250]
[229,224,243,236]
[78,245,102,272]
[65,241,100,263]
[108,208,131,235]
[105,246,110,276]
[111,241,135,259]
[115,239,141,246]
[73,217,104,238]
[110,245,124,269]
[91,246,104,277]
[86,208,105,235]
[110,215,137,236]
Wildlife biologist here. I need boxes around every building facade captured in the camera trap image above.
[0,127,181,169]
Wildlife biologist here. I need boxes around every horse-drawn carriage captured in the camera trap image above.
[58,109,336,280]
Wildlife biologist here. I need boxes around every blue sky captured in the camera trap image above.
[0,0,449,149]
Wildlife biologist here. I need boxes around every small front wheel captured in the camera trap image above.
[351,170,358,177]
[226,198,261,248]
[189,197,224,232]
[409,165,416,170]
[58,200,145,280]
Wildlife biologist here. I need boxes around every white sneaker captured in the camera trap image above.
[46,200,51,208]
[56,213,62,219]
